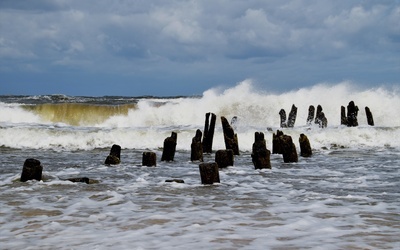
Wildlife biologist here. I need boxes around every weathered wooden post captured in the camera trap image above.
[202,112,216,153]
[365,107,374,126]
[161,132,177,161]
[287,104,297,128]
[199,162,220,184]
[279,109,287,128]
[20,158,43,182]
[272,130,284,154]
[251,132,271,169]
[104,144,121,165]
[347,101,359,127]
[215,149,234,168]
[221,116,239,155]
[299,134,312,157]
[281,134,298,163]
[307,105,315,125]
[341,106,348,125]
[315,105,327,128]
[142,151,157,167]
[191,129,203,162]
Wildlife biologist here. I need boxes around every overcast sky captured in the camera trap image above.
[0,0,399,96]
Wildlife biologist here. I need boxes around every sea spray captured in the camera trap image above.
[0,80,399,150]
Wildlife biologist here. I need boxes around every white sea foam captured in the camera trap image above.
[0,80,399,151]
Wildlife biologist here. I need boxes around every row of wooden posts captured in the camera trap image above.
[20,112,312,185]
[280,100,374,128]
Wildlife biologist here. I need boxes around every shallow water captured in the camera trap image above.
[1,147,399,249]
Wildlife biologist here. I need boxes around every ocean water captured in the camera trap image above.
[1,81,399,249]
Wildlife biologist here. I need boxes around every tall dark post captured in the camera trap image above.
[202,112,216,153]
[307,105,315,125]
[221,116,239,155]
[161,132,177,161]
[281,135,298,163]
[315,105,323,125]
[347,101,359,127]
[272,130,284,154]
[299,134,312,157]
[251,132,271,169]
[365,107,374,126]
[191,129,203,162]
[341,106,348,125]
[279,109,287,128]
[287,104,297,128]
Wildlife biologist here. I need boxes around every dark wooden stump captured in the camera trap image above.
[365,107,374,126]
[202,112,216,153]
[272,130,284,154]
[191,129,203,162]
[347,101,359,127]
[281,135,298,163]
[142,151,157,167]
[315,105,323,125]
[105,144,121,165]
[279,109,287,128]
[341,106,348,125]
[20,158,43,182]
[307,105,315,125]
[161,132,177,161]
[251,132,271,169]
[199,162,220,184]
[215,149,234,168]
[287,104,297,128]
[299,133,312,157]
[165,179,185,183]
[221,116,239,155]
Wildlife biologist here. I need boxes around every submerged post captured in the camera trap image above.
[142,151,157,167]
[215,149,234,168]
[199,162,220,184]
[221,116,239,155]
[251,132,271,169]
[105,144,121,165]
[20,158,43,182]
[191,129,203,162]
[272,130,284,154]
[161,132,177,161]
[202,112,216,153]
[299,134,312,157]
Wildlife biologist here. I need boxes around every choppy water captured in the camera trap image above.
[1,81,399,249]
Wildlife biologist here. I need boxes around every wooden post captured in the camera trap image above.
[315,105,323,125]
[341,106,348,125]
[161,132,177,161]
[20,158,43,182]
[272,130,284,154]
[279,109,287,128]
[221,116,239,155]
[287,104,297,128]
[315,105,328,128]
[202,112,216,153]
[199,162,220,184]
[281,134,298,163]
[251,132,271,169]
[365,107,374,126]
[347,101,359,127]
[215,149,234,168]
[142,151,157,167]
[105,144,121,165]
[307,105,315,125]
[191,129,203,162]
[299,134,312,157]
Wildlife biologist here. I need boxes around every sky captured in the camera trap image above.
[0,0,399,96]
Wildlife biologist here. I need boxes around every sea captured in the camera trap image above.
[1,80,399,250]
